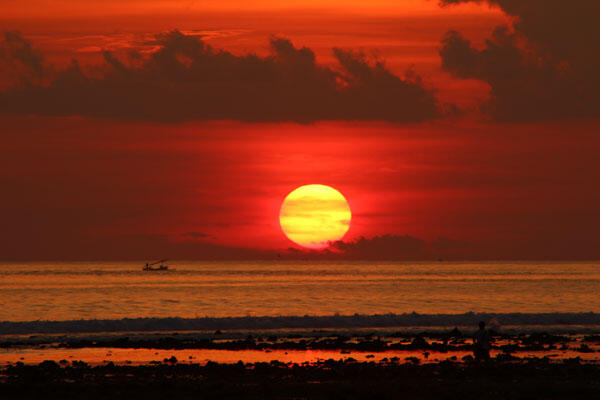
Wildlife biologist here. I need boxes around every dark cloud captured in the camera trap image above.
[288,232,600,261]
[328,235,485,260]
[0,30,439,123]
[279,235,479,261]
[0,31,44,88]
[441,0,599,61]
[439,0,600,121]
[331,235,429,260]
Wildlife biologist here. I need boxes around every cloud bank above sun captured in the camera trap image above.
[0,31,439,123]
[2,0,598,123]
[440,0,600,121]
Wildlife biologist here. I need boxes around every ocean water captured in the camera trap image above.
[1,261,599,326]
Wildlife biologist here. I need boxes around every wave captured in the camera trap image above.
[2,312,600,335]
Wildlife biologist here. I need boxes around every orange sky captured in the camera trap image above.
[2,1,499,18]
[1,1,505,108]
[2,117,599,260]
[1,0,599,260]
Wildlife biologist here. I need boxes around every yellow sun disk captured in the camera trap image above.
[279,185,351,248]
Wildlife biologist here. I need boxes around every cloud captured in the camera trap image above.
[278,234,478,260]
[329,234,483,260]
[440,0,599,62]
[0,30,439,123]
[439,0,600,121]
[0,31,44,88]
[331,235,429,259]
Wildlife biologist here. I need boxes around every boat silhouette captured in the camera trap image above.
[143,259,170,271]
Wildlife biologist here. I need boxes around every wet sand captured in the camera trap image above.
[2,345,600,367]
[2,328,600,364]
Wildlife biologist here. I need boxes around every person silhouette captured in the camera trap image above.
[473,321,491,361]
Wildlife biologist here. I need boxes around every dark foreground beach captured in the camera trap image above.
[2,328,600,399]
[2,358,600,399]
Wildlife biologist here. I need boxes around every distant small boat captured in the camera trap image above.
[143,259,170,271]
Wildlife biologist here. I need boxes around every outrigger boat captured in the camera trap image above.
[143,259,170,271]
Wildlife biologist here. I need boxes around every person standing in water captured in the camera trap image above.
[473,321,491,361]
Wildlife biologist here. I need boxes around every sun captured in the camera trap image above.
[279,184,351,249]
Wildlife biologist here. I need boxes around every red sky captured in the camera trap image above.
[1,0,599,260]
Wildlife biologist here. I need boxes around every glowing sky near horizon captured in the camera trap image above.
[1,0,599,260]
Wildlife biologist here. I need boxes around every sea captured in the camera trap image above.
[1,261,599,334]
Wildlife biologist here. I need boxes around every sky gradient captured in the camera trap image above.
[1,1,599,260]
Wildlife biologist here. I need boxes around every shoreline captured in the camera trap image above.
[2,329,599,366]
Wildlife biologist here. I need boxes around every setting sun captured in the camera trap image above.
[279,184,351,249]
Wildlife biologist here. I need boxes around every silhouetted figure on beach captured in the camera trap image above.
[473,321,491,361]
